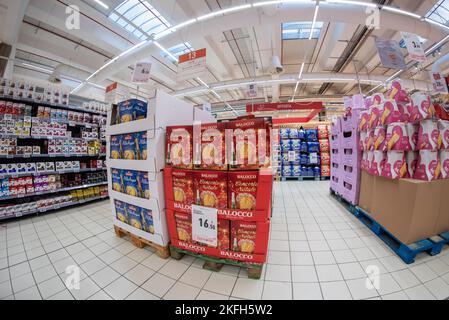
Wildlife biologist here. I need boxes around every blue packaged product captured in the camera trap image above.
[292,165,301,177]
[300,154,309,165]
[313,167,321,178]
[281,139,291,151]
[118,99,148,123]
[307,167,314,177]
[298,127,306,140]
[305,129,318,141]
[141,208,154,234]
[114,200,128,224]
[111,168,122,192]
[0,166,6,174]
[135,131,147,160]
[281,153,289,164]
[127,204,143,230]
[122,133,136,160]
[282,165,292,177]
[291,139,301,151]
[138,171,150,199]
[289,128,299,139]
[280,128,290,139]
[110,135,122,159]
[300,141,308,153]
[132,99,148,120]
[118,101,133,123]
[123,170,139,197]
[307,142,320,153]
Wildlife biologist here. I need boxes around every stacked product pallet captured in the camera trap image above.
[0,84,108,220]
[330,95,364,205]
[318,125,331,179]
[164,117,272,279]
[280,126,321,180]
[106,91,196,257]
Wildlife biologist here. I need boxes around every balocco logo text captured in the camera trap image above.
[236,175,257,179]
[174,203,192,211]
[178,242,206,252]
[202,174,218,178]
[220,251,253,260]
[219,209,253,218]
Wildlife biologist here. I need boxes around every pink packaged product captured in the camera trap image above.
[405,151,418,178]
[405,123,419,151]
[358,110,370,131]
[370,150,385,176]
[368,101,384,129]
[381,151,407,179]
[359,131,368,151]
[361,151,370,171]
[440,150,449,179]
[414,150,441,181]
[385,122,411,151]
[417,119,439,151]
[438,120,449,150]
[410,92,434,122]
[386,80,410,104]
[367,129,375,151]
[380,100,402,125]
[373,126,386,151]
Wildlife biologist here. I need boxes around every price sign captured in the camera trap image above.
[132,62,152,83]
[401,32,426,63]
[288,151,296,162]
[178,49,207,81]
[310,153,318,164]
[192,205,218,247]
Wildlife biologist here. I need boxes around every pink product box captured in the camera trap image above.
[410,92,434,123]
[385,122,412,151]
[358,110,370,132]
[341,130,360,150]
[352,94,366,110]
[330,175,342,192]
[341,110,362,132]
[417,119,439,151]
[372,126,386,151]
[368,101,384,129]
[381,151,407,180]
[414,150,440,181]
[341,147,362,164]
[331,118,342,135]
[342,163,360,183]
[341,178,360,206]
[369,150,385,176]
[380,100,410,125]
[441,150,449,179]
[331,148,341,164]
[330,136,340,150]
[438,120,449,149]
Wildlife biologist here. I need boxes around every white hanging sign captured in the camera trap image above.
[401,32,426,63]
[132,62,152,83]
[191,205,218,247]
[246,84,258,98]
[178,48,207,81]
[430,72,449,94]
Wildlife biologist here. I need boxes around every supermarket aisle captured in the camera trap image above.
[1,182,449,300]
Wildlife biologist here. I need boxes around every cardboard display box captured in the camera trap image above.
[358,172,449,244]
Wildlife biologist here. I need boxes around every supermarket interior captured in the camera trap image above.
[1,0,449,303]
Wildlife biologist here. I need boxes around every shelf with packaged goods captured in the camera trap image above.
[0,167,106,179]
[0,153,106,159]
[0,115,106,130]
[0,181,107,201]
[1,135,106,143]
[0,95,107,116]
[0,195,109,221]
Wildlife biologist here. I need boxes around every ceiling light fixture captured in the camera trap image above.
[197,4,251,21]
[196,77,210,88]
[381,6,421,19]
[425,18,449,31]
[154,41,178,61]
[298,62,305,79]
[309,3,320,40]
[325,0,377,8]
[21,62,53,73]
[92,0,109,10]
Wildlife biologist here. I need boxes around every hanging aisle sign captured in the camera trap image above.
[375,38,406,70]
[246,83,258,98]
[191,205,218,247]
[132,62,152,83]
[105,82,118,104]
[430,71,449,94]
[401,32,426,63]
[178,48,207,81]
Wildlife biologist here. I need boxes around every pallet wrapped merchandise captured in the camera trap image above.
[359,173,449,244]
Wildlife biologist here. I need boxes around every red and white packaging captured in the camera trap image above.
[440,150,449,179]
[405,123,419,151]
[371,93,385,106]
[366,151,374,172]
[359,131,368,151]
[417,119,439,151]
[381,100,402,125]
[405,151,418,178]
[361,151,369,171]
[381,151,407,179]
[370,151,385,176]
[368,102,384,129]
[367,129,375,151]
[385,122,411,151]
[438,120,449,149]
[386,80,410,105]
[373,126,386,151]
[411,92,434,122]
[358,110,370,132]
[414,150,441,181]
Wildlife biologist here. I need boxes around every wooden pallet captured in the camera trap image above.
[114,226,170,259]
[169,245,264,279]
[353,207,449,264]
[281,176,321,181]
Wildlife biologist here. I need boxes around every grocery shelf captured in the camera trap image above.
[0,195,109,221]
[0,153,105,159]
[0,181,108,201]
[0,167,106,179]
[1,134,105,142]
[0,95,107,116]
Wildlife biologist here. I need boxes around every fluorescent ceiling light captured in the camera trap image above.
[253,1,280,6]
[154,42,178,62]
[22,62,53,73]
[70,83,84,94]
[385,70,403,82]
[196,77,210,88]
[197,4,251,21]
[382,6,421,19]
[174,19,197,30]
[87,82,106,90]
[425,35,449,54]
[298,62,305,79]
[309,4,320,40]
[425,18,449,31]
[283,29,299,34]
[325,0,377,8]
[92,0,109,10]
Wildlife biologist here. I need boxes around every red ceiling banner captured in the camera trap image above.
[246,101,323,113]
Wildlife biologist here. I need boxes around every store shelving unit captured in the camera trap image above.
[106,90,194,253]
[0,94,108,220]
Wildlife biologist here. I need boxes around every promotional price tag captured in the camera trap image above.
[288,151,296,162]
[192,205,218,247]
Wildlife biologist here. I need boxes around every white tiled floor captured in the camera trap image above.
[1,181,449,300]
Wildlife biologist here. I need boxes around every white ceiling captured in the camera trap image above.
[1,0,449,116]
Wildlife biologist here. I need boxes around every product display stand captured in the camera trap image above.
[0,96,108,220]
[164,167,272,279]
[106,90,194,257]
